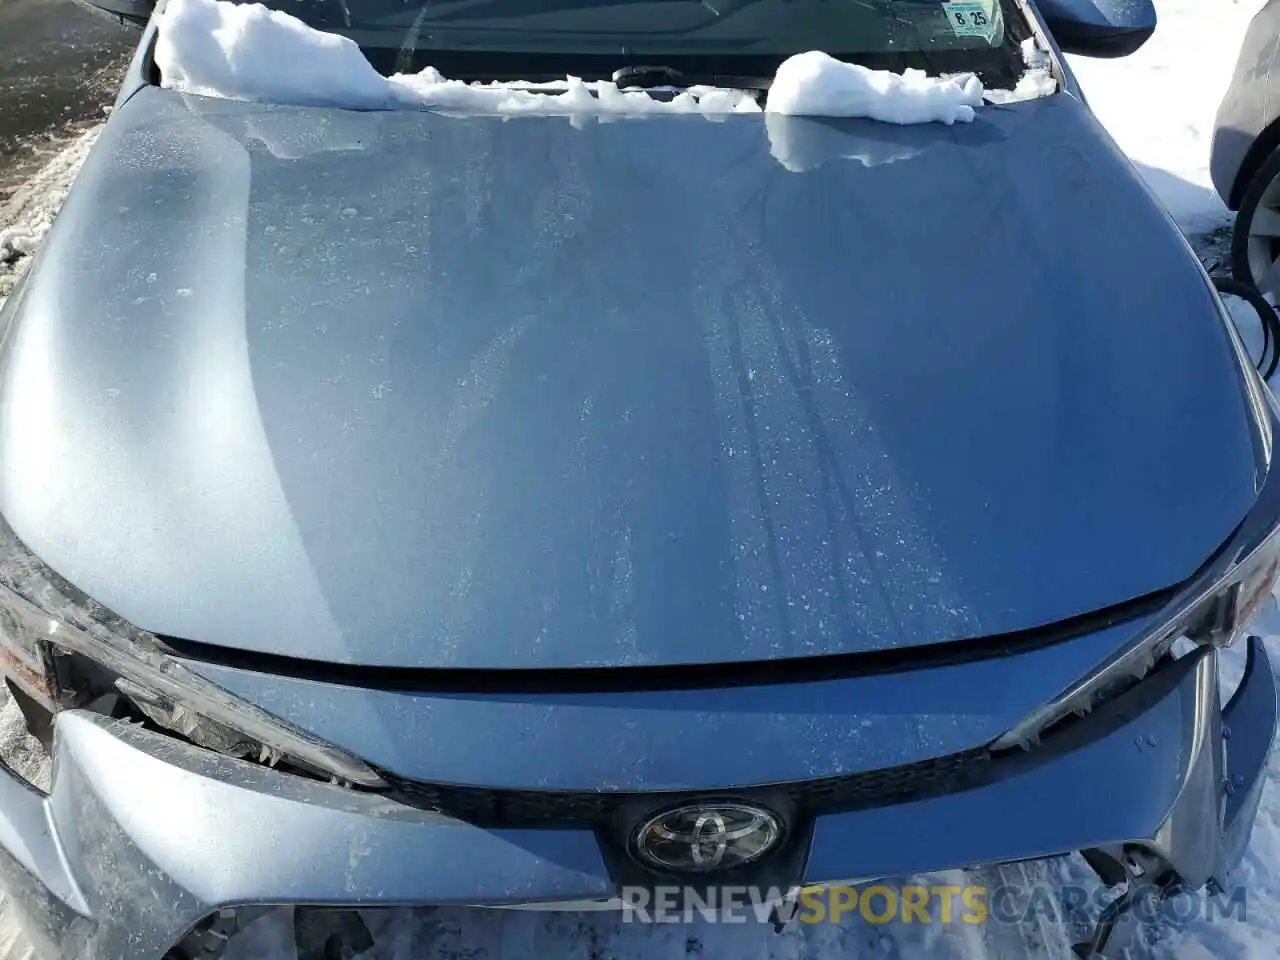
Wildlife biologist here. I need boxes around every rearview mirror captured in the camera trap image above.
[1036,0,1156,58]
[72,0,155,28]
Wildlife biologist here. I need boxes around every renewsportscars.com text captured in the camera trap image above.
[619,882,1248,926]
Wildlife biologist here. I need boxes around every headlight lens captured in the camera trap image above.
[0,519,383,787]
[991,517,1280,751]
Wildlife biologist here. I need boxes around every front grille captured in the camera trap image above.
[381,747,992,828]
[787,747,989,811]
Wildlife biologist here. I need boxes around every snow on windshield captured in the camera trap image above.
[156,0,1054,124]
[765,51,983,124]
[986,38,1058,105]
[154,0,760,117]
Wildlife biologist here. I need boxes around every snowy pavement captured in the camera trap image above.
[0,0,128,191]
[1067,0,1264,236]
[2,1,1280,957]
[0,124,99,302]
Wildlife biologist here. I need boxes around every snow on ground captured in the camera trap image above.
[1,1,1280,958]
[0,123,99,305]
[1065,0,1264,235]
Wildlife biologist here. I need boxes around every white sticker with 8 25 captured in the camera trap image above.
[940,0,999,39]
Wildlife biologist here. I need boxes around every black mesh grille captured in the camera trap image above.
[381,747,992,827]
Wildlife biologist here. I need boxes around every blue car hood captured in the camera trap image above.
[0,87,1264,669]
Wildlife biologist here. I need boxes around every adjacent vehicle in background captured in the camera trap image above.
[2,1,1277,960]
[1213,0,1280,297]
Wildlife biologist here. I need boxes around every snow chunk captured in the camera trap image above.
[984,67,1058,104]
[157,0,1059,124]
[155,0,392,109]
[1020,36,1051,72]
[985,37,1058,104]
[765,51,985,125]
[156,0,759,116]
[388,70,761,117]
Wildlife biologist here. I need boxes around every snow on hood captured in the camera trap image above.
[764,51,983,125]
[156,0,1054,123]
[154,0,759,117]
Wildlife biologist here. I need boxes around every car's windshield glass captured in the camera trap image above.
[254,0,1031,87]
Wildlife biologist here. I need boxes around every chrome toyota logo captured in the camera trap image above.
[632,802,782,873]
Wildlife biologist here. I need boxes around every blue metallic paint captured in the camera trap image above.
[807,643,1251,888]
[0,638,1268,960]
[0,87,1263,670]
[1034,0,1156,58]
[0,10,1272,959]
[178,615,1160,790]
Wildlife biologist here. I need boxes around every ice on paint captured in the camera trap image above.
[9,1,1280,959]
[156,0,1056,124]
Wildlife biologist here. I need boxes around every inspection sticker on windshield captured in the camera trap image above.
[941,0,998,40]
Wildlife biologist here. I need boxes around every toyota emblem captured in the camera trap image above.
[631,802,782,873]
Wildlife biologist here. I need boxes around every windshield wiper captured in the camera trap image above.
[611,64,771,91]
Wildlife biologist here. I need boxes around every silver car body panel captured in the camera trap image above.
[1211,0,1280,208]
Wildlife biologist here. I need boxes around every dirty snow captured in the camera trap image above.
[0,124,99,305]
[2,0,1280,958]
[0,698,47,795]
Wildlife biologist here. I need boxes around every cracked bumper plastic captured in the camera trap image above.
[0,639,1273,960]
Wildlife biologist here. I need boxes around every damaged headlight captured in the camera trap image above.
[992,501,1280,752]
[0,517,383,787]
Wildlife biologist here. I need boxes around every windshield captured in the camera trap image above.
[255,0,1031,87]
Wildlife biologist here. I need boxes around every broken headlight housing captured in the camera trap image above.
[991,501,1280,751]
[0,517,382,787]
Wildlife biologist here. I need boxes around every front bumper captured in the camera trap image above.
[0,637,1273,960]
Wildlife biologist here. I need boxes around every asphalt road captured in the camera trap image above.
[0,0,132,189]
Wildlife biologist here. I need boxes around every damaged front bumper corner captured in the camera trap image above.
[0,637,1273,960]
